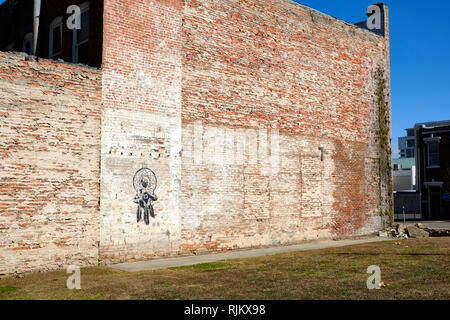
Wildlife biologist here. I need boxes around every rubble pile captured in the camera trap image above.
[378,223,450,239]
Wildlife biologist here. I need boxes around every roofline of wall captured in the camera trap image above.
[283,0,387,39]
[0,0,388,41]
[414,121,450,130]
[0,50,102,71]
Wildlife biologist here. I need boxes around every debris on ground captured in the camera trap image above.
[406,225,429,238]
[378,223,450,239]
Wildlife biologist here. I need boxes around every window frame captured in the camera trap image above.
[425,138,441,169]
[49,16,63,59]
[72,2,90,64]
[406,149,414,158]
[406,139,415,148]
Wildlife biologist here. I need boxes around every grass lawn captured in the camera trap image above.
[0,238,449,300]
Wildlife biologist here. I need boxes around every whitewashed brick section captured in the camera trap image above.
[180,123,342,252]
[99,109,181,263]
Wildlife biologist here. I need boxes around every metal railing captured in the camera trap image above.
[394,206,422,222]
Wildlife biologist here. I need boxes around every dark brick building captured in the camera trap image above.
[0,0,103,68]
[415,121,450,220]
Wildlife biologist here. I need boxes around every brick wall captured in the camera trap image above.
[99,0,391,263]
[99,0,184,263]
[0,0,392,271]
[0,52,102,275]
[179,0,391,253]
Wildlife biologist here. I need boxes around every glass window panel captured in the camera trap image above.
[406,149,413,158]
[428,143,439,166]
[77,11,89,44]
[77,42,89,65]
[52,26,61,54]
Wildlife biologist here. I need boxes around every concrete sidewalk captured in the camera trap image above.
[110,237,391,272]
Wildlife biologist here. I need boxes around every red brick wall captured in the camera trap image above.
[182,0,389,141]
[179,0,391,253]
[102,0,183,115]
[0,0,392,271]
[99,0,184,264]
[0,52,102,275]
[99,0,391,262]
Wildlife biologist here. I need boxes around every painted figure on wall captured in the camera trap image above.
[133,168,158,225]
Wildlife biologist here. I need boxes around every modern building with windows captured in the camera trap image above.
[393,138,419,221]
[415,120,450,220]
[398,128,415,158]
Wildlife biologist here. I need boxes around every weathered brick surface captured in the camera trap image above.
[99,0,183,263]
[99,0,391,262]
[0,0,392,271]
[179,0,391,253]
[0,52,101,275]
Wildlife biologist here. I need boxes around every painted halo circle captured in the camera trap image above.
[133,168,157,194]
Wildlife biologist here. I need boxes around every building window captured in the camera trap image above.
[49,17,63,59]
[72,2,90,64]
[406,149,414,158]
[427,142,440,167]
[407,140,415,148]
[22,32,33,55]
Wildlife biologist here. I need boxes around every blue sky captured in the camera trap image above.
[1,0,448,157]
